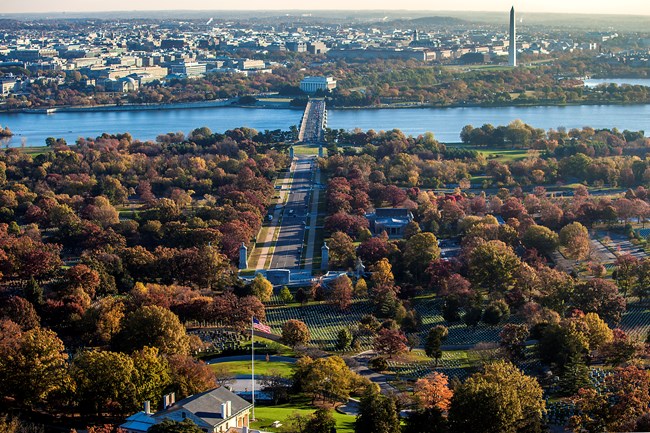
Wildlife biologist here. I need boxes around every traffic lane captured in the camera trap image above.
[270,169,309,269]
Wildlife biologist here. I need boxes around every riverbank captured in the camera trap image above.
[6,96,650,114]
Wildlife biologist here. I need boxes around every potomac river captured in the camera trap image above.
[2,103,650,147]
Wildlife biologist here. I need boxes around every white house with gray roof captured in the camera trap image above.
[121,387,252,433]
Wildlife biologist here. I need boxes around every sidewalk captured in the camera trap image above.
[303,162,322,271]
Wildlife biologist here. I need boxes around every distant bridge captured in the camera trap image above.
[297,99,327,143]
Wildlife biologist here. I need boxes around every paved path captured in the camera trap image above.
[248,160,296,270]
[206,355,297,364]
[303,164,322,271]
[270,157,314,270]
[351,350,398,395]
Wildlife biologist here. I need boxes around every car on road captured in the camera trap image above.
[267,214,273,221]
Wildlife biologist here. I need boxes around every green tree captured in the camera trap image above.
[250,273,274,302]
[23,277,43,305]
[355,385,401,433]
[336,328,353,351]
[279,286,293,304]
[559,353,591,396]
[306,408,337,433]
[448,361,545,433]
[116,305,191,355]
[482,300,510,325]
[425,325,448,365]
[281,319,310,347]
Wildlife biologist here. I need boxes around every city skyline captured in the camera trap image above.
[3,0,650,15]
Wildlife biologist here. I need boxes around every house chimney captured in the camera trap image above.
[221,402,228,419]
[169,392,175,406]
[227,401,232,417]
[144,400,151,414]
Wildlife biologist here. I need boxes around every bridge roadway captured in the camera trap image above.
[297,99,327,143]
[269,156,315,270]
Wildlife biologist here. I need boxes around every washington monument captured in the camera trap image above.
[509,6,517,67]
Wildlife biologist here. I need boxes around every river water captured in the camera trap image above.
[2,103,650,147]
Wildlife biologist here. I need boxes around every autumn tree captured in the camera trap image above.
[570,366,650,433]
[373,328,408,358]
[571,278,626,324]
[166,354,216,400]
[330,274,353,311]
[0,326,69,408]
[250,273,273,302]
[71,349,138,415]
[294,356,366,404]
[116,306,191,355]
[499,324,529,362]
[131,346,172,406]
[282,319,310,347]
[328,231,357,268]
[468,240,521,293]
[414,372,454,412]
[614,254,639,298]
[559,222,590,260]
[0,296,40,330]
[403,232,441,283]
[522,225,559,255]
[448,361,545,433]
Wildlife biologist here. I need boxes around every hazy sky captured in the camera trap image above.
[3,0,650,15]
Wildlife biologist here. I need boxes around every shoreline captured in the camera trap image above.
[4,98,650,114]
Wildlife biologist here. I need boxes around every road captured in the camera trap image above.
[270,156,314,270]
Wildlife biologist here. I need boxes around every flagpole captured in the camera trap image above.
[251,315,255,421]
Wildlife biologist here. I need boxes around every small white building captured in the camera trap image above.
[299,76,336,94]
[121,387,253,433]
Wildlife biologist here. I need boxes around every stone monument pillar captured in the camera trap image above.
[289,146,294,159]
[321,241,329,271]
[239,242,248,270]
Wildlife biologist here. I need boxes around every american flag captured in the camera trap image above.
[253,317,271,333]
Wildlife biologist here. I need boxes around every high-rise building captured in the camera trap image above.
[509,6,517,67]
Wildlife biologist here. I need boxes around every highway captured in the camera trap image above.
[269,156,315,270]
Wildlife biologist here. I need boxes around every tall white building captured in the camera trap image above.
[509,6,517,67]
[300,76,336,93]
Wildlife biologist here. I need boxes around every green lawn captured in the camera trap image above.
[251,401,356,433]
[211,360,295,378]
[293,144,321,156]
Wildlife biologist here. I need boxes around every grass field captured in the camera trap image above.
[293,144,321,156]
[251,400,356,433]
[210,360,295,377]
